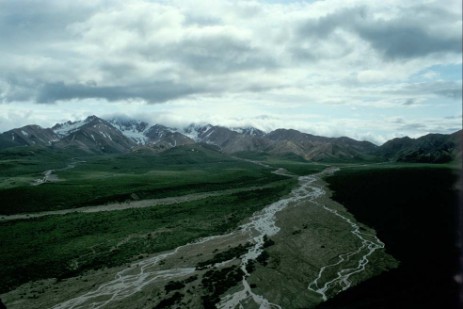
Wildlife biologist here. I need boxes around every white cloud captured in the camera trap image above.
[0,0,461,142]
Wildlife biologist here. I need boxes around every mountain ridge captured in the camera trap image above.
[0,115,460,163]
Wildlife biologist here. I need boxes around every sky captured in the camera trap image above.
[0,0,461,144]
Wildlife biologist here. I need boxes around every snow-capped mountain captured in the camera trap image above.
[105,116,267,150]
[230,127,265,137]
[104,118,266,150]
[144,124,195,147]
[52,116,95,138]
[144,124,176,142]
[180,124,214,142]
[1,115,460,163]
[52,116,135,153]
[107,117,150,145]
[175,124,268,153]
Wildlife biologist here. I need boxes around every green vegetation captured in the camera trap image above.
[0,181,295,293]
[330,161,459,171]
[184,275,198,284]
[267,161,327,176]
[165,281,185,293]
[235,151,327,176]
[0,166,285,215]
[256,250,270,266]
[262,235,275,248]
[196,243,251,269]
[245,259,256,274]
[0,147,89,189]
[1,146,334,296]
[245,240,273,273]
[154,292,184,309]
[234,151,308,162]
[0,147,289,215]
[201,266,245,308]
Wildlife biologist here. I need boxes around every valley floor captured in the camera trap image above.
[1,168,397,309]
[0,182,284,222]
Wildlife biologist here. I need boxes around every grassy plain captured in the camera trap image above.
[5,146,445,302]
[0,180,296,293]
[235,151,328,175]
[0,145,307,294]
[0,146,288,214]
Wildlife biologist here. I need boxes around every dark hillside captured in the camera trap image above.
[378,131,461,163]
[319,167,460,309]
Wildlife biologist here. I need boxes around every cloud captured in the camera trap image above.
[403,98,416,106]
[354,11,461,60]
[0,0,284,103]
[0,0,459,105]
[0,0,461,143]
[167,35,277,74]
[35,81,200,103]
[445,114,463,120]
[388,114,462,138]
[399,81,463,100]
[398,123,427,131]
[295,3,461,60]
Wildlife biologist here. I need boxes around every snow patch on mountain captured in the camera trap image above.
[107,117,150,145]
[117,128,147,145]
[180,124,213,142]
[52,117,93,137]
[230,127,264,137]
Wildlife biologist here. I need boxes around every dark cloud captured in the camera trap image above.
[292,8,358,61]
[0,0,461,106]
[134,33,277,75]
[1,75,40,102]
[295,5,461,61]
[404,81,462,99]
[1,76,205,104]
[355,20,461,60]
[172,36,277,74]
[444,115,462,120]
[0,1,97,51]
[98,62,139,78]
[433,88,462,100]
[35,81,201,103]
[403,98,416,106]
[0,1,279,103]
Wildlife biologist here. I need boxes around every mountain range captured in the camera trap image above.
[0,115,461,163]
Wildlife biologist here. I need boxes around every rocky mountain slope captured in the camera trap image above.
[0,115,460,162]
[377,130,462,163]
[0,125,59,149]
[266,129,378,161]
[53,116,135,153]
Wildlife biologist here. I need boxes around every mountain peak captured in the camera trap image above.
[1,115,460,163]
[230,126,265,137]
[85,115,99,122]
[0,124,58,149]
[52,116,103,137]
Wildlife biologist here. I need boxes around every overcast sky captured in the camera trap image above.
[0,0,461,144]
